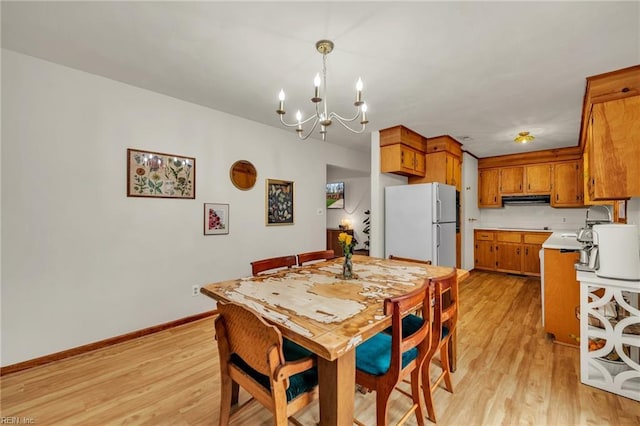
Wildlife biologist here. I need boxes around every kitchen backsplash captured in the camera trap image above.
[479,205,589,231]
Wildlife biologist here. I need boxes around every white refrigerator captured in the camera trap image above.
[385,183,457,267]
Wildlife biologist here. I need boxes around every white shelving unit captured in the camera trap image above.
[577,271,640,401]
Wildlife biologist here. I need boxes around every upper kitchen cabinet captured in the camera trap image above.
[579,65,640,200]
[380,125,427,177]
[500,164,552,195]
[552,160,584,207]
[478,168,500,208]
[408,135,462,190]
[588,96,640,199]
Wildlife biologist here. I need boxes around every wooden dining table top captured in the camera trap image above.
[201,255,469,361]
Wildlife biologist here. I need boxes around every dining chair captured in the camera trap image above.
[297,249,335,266]
[354,284,433,426]
[420,269,458,423]
[214,302,319,426]
[388,255,432,265]
[250,255,297,276]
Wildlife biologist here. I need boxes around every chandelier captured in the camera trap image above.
[276,40,368,141]
[514,131,535,144]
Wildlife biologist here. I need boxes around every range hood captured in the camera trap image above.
[502,195,551,206]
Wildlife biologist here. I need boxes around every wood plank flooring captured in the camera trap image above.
[2,271,639,425]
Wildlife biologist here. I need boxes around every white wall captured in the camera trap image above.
[0,50,370,366]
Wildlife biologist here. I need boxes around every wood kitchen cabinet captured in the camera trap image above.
[552,160,584,207]
[478,169,500,208]
[380,125,427,177]
[474,230,495,270]
[409,135,462,191]
[587,96,640,200]
[543,248,580,346]
[474,230,551,276]
[522,233,547,276]
[495,232,522,274]
[327,229,353,257]
[500,164,552,195]
[380,144,426,177]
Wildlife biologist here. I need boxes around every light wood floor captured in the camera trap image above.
[2,271,639,425]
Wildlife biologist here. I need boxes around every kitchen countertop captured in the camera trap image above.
[475,227,553,233]
[542,231,583,250]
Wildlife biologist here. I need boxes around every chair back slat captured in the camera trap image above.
[297,250,335,265]
[251,255,297,276]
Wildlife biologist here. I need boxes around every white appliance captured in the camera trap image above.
[385,183,457,267]
[593,224,640,281]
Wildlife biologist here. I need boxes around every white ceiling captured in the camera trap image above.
[2,1,638,157]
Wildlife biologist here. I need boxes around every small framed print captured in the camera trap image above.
[204,203,229,235]
[266,179,294,226]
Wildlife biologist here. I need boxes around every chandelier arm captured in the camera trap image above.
[279,114,317,128]
[328,109,361,123]
[297,117,321,140]
[332,116,367,134]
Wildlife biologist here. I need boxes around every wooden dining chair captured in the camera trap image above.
[250,255,297,276]
[214,302,319,426]
[388,255,432,265]
[297,249,335,266]
[421,269,458,423]
[353,284,433,426]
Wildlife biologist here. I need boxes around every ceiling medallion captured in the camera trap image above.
[276,40,368,141]
[514,131,535,144]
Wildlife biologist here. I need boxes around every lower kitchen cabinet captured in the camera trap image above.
[543,248,580,346]
[475,230,550,277]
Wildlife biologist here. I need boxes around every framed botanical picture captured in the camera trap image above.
[326,181,345,209]
[127,148,195,199]
[204,203,229,235]
[266,179,294,226]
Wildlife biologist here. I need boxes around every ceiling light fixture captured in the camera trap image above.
[514,131,535,144]
[276,40,368,141]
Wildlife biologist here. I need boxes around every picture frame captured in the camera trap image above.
[127,148,195,199]
[266,179,294,226]
[204,203,229,235]
[326,181,345,209]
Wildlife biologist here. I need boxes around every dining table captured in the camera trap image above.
[201,255,470,425]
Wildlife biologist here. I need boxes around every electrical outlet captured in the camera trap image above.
[192,285,200,297]
[317,208,323,216]
[562,217,567,223]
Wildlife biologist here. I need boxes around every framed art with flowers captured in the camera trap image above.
[266,179,294,226]
[127,148,195,198]
[204,203,229,235]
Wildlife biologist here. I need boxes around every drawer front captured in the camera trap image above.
[475,231,495,241]
[523,233,551,244]
[496,231,522,243]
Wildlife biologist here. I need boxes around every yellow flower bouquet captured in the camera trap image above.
[338,232,357,279]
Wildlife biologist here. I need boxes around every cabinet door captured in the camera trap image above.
[500,167,524,194]
[552,160,584,207]
[478,169,500,208]
[525,164,552,194]
[413,150,426,175]
[543,248,580,345]
[446,155,462,191]
[495,242,522,273]
[380,144,426,177]
[522,244,542,275]
[590,96,640,199]
[474,239,495,270]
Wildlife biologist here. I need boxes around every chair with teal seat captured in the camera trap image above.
[354,284,433,426]
[214,302,318,426]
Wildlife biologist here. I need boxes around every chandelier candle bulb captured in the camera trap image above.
[313,73,321,102]
[277,90,285,114]
[361,103,368,124]
[355,78,363,105]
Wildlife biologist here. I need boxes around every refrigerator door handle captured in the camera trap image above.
[436,198,442,223]
[436,224,441,248]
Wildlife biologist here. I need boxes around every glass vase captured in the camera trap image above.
[342,252,353,280]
